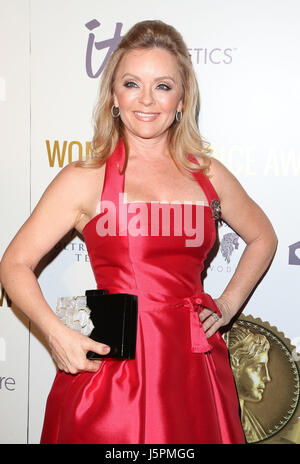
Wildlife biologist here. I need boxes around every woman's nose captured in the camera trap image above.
[139,86,154,106]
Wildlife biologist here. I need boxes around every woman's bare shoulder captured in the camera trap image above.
[52,160,104,189]
[49,161,105,204]
[206,156,274,244]
[205,156,239,200]
[0,162,106,269]
[28,160,106,235]
[53,161,106,227]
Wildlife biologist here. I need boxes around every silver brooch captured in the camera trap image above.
[210,198,221,220]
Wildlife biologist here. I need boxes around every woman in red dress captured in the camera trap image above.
[0,20,277,444]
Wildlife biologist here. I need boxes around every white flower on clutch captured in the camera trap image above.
[56,296,94,336]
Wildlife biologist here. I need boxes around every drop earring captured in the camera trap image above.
[176,110,183,122]
[111,105,120,118]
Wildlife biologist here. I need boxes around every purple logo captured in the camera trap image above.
[188,48,236,65]
[85,19,123,78]
[221,232,240,263]
[85,21,236,78]
[289,241,300,265]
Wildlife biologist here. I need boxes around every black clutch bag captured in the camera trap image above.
[85,289,138,360]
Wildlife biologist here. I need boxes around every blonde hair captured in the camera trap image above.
[76,20,212,175]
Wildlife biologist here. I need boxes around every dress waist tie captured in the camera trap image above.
[100,286,222,355]
[182,293,222,354]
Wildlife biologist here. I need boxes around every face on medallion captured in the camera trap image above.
[237,351,271,402]
[113,48,184,140]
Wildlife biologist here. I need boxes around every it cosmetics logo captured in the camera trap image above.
[85,20,236,78]
[187,47,236,65]
[85,19,123,78]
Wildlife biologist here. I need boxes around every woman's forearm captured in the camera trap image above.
[218,230,278,316]
[0,261,63,341]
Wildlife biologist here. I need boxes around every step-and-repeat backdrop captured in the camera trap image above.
[1,0,299,444]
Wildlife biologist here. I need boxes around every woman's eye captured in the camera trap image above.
[123,81,171,90]
[157,83,171,90]
[124,81,138,88]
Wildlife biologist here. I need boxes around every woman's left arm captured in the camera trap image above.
[201,157,278,337]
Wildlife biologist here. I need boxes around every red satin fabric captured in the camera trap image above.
[40,139,246,444]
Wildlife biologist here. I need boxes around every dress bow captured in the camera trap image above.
[183,293,222,354]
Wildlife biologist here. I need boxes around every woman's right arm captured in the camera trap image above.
[0,163,110,374]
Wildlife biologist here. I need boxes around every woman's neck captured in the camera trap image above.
[124,130,170,161]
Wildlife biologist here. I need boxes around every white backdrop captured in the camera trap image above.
[0,0,299,444]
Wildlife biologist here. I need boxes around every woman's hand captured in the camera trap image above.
[48,323,111,374]
[199,297,235,339]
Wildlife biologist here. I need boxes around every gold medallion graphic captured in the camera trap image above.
[223,315,300,444]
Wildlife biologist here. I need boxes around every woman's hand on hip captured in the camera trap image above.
[199,297,235,339]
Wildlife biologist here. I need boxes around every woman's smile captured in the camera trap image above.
[133,111,160,122]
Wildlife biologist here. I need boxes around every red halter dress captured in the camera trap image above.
[40,138,245,444]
